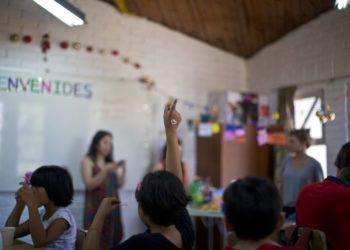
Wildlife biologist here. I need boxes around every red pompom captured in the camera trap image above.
[60,41,69,49]
[111,50,119,56]
[42,41,51,53]
[22,35,32,44]
[86,46,93,52]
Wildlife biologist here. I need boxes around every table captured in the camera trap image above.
[2,240,46,250]
[187,207,228,250]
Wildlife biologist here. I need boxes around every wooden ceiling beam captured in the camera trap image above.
[102,0,334,58]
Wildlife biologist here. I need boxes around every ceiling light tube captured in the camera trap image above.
[32,0,85,26]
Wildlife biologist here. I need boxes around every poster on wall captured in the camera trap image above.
[226,92,259,127]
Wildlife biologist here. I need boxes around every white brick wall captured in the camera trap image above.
[248,8,350,176]
[248,9,350,91]
[0,0,247,92]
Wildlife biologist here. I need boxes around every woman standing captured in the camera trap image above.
[81,130,126,249]
[282,129,323,222]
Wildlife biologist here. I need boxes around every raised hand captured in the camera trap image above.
[116,160,126,168]
[163,99,181,133]
[96,197,120,219]
[163,99,182,180]
[105,162,119,173]
[18,183,37,207]
[15,185,25,207]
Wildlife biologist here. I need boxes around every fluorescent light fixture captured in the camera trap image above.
[32,0,85,26]
[335,0,350,9]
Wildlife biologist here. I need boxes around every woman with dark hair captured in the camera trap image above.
[81,130,126,249]
[281,129,323,222]
[296,142,350,250]
[152,139,190,188]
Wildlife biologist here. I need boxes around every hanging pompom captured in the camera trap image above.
[72,42,81,50]
[111,50,119,56]
[10,33,20,42]
[86,46,93,53]
[99,49,106,55]
[60,41,69,49]
[22,35,32,44]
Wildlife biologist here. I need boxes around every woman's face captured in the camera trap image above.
[98,135,113,157]
[287,135,305,153]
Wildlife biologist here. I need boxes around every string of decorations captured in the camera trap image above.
[9,33,142,70]
[7,33,345,124]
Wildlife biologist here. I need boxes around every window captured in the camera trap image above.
[294,91,327,177]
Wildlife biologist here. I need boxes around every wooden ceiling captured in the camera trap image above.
[100,0,334,58]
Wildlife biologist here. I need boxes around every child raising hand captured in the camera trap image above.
[84,99,194,250]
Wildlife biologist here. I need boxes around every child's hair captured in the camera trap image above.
[289,129,311,148]
[334,142,350,170]
[161,138,182,161]
[87,130,114,163]
[135,171,189,226]
[223,176,282,240]
[30,165,74,207]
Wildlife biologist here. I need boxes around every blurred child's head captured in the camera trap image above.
[87,130,114,163]
[161,138,183,161]
[135,171,189,227]
[335,142,350,181]
[30,165,74,207]
[288,129,311,153]
[223,177,283,241]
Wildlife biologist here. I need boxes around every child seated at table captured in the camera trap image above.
[83,100,194,250]
[5,166,76,249]
[223,176,305,250]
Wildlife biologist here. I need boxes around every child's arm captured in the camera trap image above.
[5,187,30,238]
[163,99,182,180]
[28,207,69,247]
[83,197,120,250]
[19,184,69,247]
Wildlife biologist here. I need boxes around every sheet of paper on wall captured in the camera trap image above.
[198,123,213,137]
[227,91,241,103]
[258,95,270,127]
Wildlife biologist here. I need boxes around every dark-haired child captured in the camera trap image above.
[5,166,76,249]
[224,177,305,250]
[84,99,194,250]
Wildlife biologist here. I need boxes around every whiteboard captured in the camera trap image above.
[0,69,151,191]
